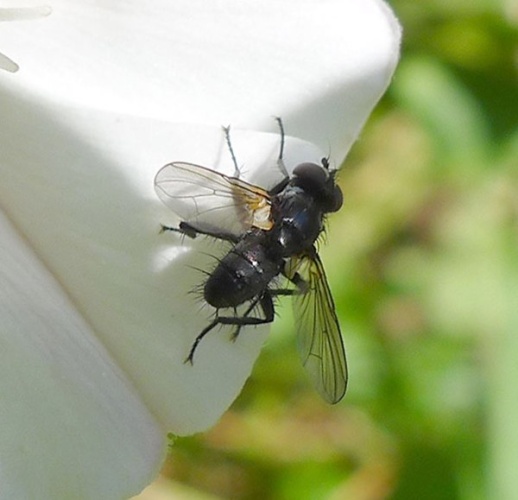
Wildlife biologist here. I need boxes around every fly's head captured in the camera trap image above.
[291,159,343,214]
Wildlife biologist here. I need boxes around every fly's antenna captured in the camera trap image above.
[322,156,339,178]
[222,125,241,178]
[321,157,330,171]
[274,116,289,178]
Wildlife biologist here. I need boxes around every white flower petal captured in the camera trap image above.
[2,0,400,160]
[0,211,164,498]
[0,5,51,72]
[0,0,400,434]
[0,51,18,72]
[0,5,51,22]
[0,86,324,433]
[0,1,401,495]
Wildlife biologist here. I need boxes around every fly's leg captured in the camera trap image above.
[185,292,275,364]
[229,276,309,342]
[275,116,285,161]
[222,125,241,178]
[223,275,308,346]
[230,275,308,340]
[184,272,310,364]
[229,292,273,342]
[268,117,290,195]
[160,221,238,244]
[223,117,289,189]
[284,270,309,294]
[274,116,289,179]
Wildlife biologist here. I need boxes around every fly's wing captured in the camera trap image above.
[286,250,348,404]
[154,162,273,237]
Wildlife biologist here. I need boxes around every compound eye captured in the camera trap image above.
[329,185,343,212]
[293,162,327,185]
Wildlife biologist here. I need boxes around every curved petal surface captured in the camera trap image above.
[1,0,400,160]
[0,88,325,433]
[0,210,164,498]
[0,1,401,496]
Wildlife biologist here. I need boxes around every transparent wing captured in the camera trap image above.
[154,162,272,236]
[286,250,348,404]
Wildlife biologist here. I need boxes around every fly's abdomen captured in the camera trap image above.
[204,235,281,309]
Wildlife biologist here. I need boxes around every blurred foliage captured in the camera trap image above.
[138,1,518,499]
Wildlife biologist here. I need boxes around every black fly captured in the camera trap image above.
[154,119,348,403]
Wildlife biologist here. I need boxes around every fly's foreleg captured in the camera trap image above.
[274,116,289,179]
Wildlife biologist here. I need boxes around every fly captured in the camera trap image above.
[154,118,348,403]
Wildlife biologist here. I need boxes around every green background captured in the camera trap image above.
[146,1,518,498]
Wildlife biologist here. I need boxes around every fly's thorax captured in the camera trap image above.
[271,187,324,256]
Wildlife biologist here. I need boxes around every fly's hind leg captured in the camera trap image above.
[228,279,305,343]
[185,291,275,364]
[228,278,307,342]
[184,273,309,364]
[229,292,275,342]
